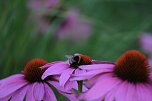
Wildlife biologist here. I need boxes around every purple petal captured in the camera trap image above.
[78,74,121,101]
[64,81,78,91]
[42,62,69,80]
[49,81,85,101]
[124,83,137,101]
[79,64,115,70]
[82,85,88,92]
[105,81,132,101]
[40,61,63,69]
[70,69,88,81]
[0,76,28,98]
[48,81,70,93]
[74,68,87,75]
[59,68,75,87]
[85,75,101,88]
[33,83,44,100]
[0,74,24,86]
[72,68,113,79]
[136,83,152,101]
[43,83,57,101]
[0,94,12,101]
[115,81,129,101]
[11,85,29,101]
[26,84,35,101]
[104,89,115,101]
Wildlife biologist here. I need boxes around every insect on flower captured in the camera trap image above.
[65,53,92,68]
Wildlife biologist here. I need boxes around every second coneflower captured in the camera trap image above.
[73,50,152,101]
[0,58,76,101]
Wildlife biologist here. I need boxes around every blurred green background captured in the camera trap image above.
[0,0,152,100]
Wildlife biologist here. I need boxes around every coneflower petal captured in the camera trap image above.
[43,83,57,101]
[33,83,44,100]
[59,68,75,87]
[42,62,68,80]
[0,78,28,98]
[0,74,24,85]
[115,81,129,101]
[78,74,121,101]
[136,84,152,101]
[11,85,29,101]
[79,64,115,70]
[26,84,35,101]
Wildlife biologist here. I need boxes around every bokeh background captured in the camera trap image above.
[1,0,152,100]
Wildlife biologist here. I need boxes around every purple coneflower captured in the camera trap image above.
[41,53,97,91]
[27,0,58,33]
[0,58,75,101]
[56,8,92,41]
[73,50,152,101]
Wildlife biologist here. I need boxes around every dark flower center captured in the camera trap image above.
[23,58,48,83]
[114,50,150,83]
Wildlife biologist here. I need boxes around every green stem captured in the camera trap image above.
[77,81,83,93]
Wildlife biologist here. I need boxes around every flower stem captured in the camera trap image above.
[77,80,83,93]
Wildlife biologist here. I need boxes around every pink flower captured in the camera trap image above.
[139,33,152,67]
[56,8,92,41]
[140,33,152,54]
[27,0,58,33]
[73,50,152,101]
[27,0,58,13]
[0,58,75,101]
[41,53,100,91]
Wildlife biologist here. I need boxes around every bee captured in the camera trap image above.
[66,53,92,68]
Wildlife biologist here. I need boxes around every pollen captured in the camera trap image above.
[114,50,150,83]
[23,58,48,83]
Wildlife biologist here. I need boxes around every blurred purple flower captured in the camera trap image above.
[140,33,152,67]
[0,59,76,101]
[34,16,51,33]
[27,0,58,33]
[73,50,152,101]
[140,33,152,54]
[56,8,92,41]
[27,0,58,13]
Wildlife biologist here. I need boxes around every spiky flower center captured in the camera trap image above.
[23,58,48,83]
[114,50,150,83]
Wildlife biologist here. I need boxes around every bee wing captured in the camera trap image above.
[65,55,77,64]
[65,55,73,59]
